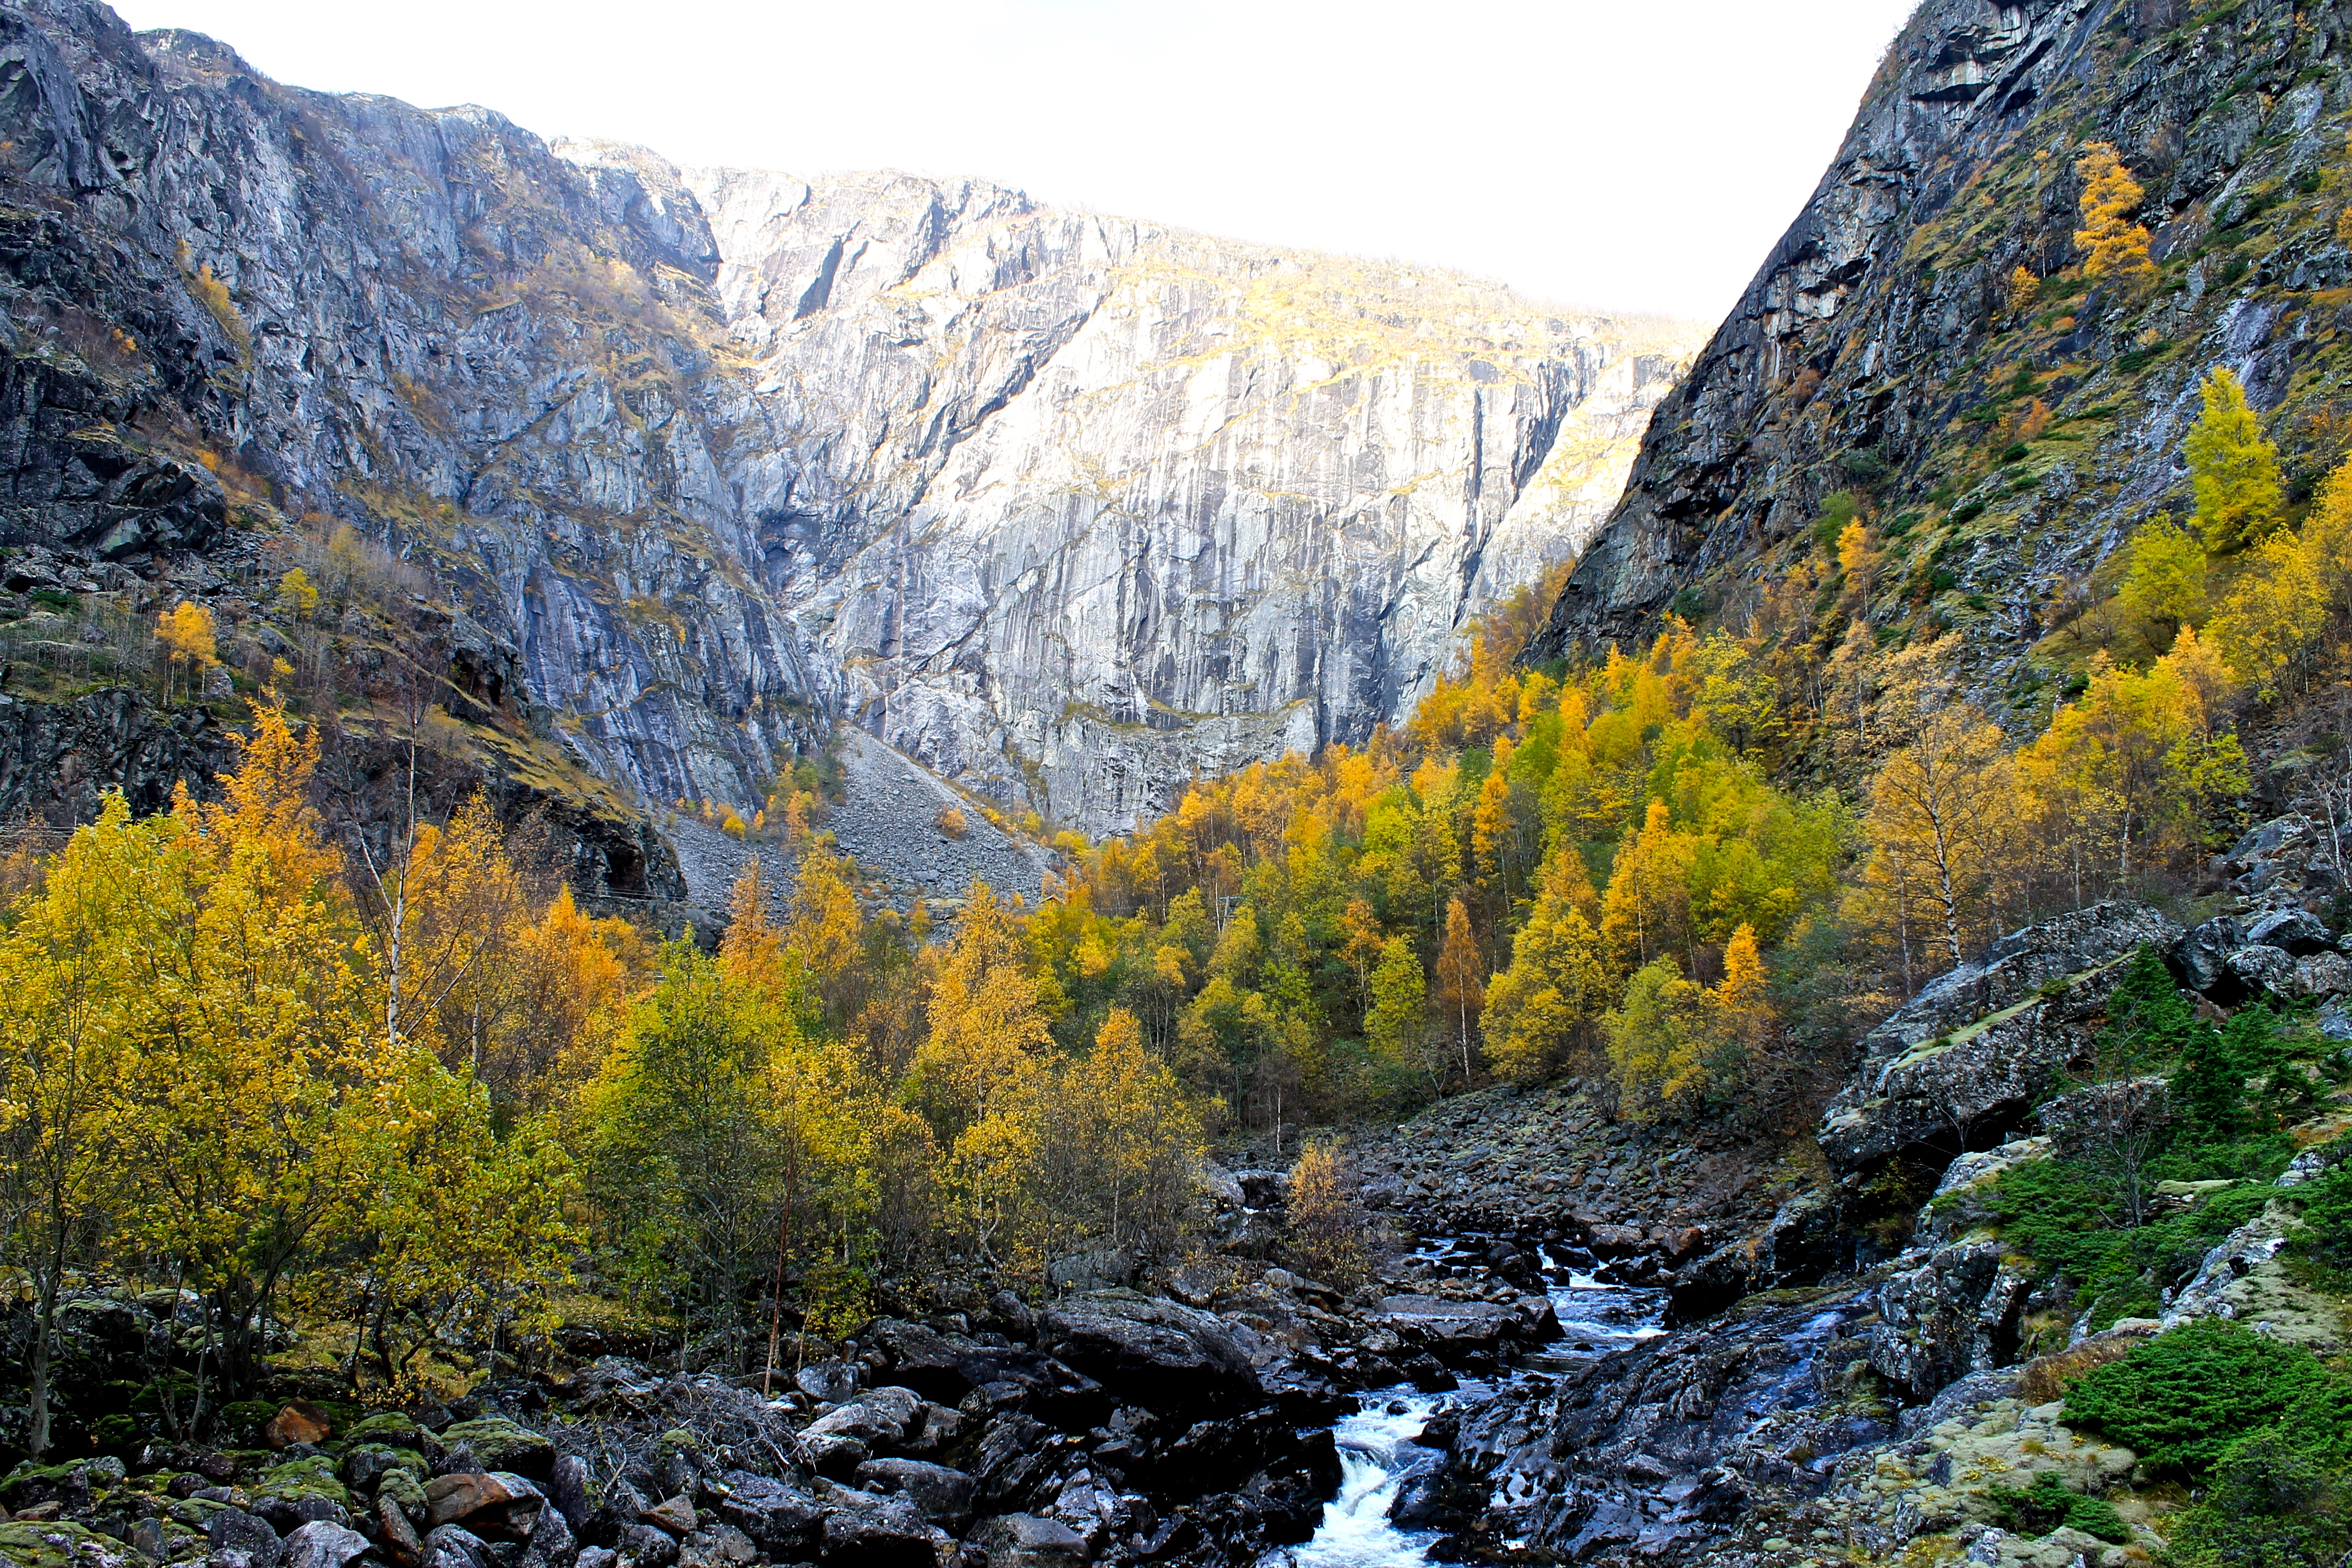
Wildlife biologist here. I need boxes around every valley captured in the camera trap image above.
[2,1,2352,1568]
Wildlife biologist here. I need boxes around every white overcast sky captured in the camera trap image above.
[105,0,1918,322]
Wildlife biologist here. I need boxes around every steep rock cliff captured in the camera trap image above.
[1533,0,2352,682]
[0,0,1700,843]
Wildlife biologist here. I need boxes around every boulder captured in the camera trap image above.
[280,1521,369,1568]
[376,1494,424,1564]
[265,1402,333,1451]
[2246,907,2334,955]
[1374,1296,1517,1364]
[1586,1224,1647,1256]
[2226,944,2297,995]
[709,1471,821,1560]
[804,1387,925,1450]
[618,1522,680,1568]
[796,1362,859,1403]
[344,1414,428,1452]
[675,1525,757,1568]
[965,1513,1089,1568]
[516,1503,575,1568]
[0,1520,154,1568]
[342,1443,427,1496]
[852,1461,974,1532]
[2288,950,2352,999]
[815,1488,954,1568]
[250,1457,353,1534]
[436,1419,554,1483]
[547,1455,595,1531]
[1866,1238,2031,1400]
[2174,915,2244,994]
[206,1509,284,1568]
[417,1525,494,1568]
[969,1415,1055,1511]
[425,1472,545,1537]
[868,1323,1065,1407]
[640,1498,698,1537]
[1038,1294,1261,1419]
[1820,902,2182,1173]
[801,1435,870,1482]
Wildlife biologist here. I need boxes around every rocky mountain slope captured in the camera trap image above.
[1533,0,2352,683]
[0,0,1699,848]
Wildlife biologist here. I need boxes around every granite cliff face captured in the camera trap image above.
[0,0,1698,840]
[1533,0,2352,676]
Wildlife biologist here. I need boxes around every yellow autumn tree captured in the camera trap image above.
[909,884,1054,1252]
[1861,705,2016,973]
[154,600,218,704]
[1837,518,1881,620]
[1709,923,1776,1066]
[2186,367,2284,553]
[276,567,319,619]
[0,793,140,1456]
[1431,894,1485,1084]
[2007,264,2041,314]
[1482,855,1610,1082]
[353,793,530,1069]
[1600,800,1696,968]
[2117,519,2208,631]
[2209,447,2352,699]
[2074,141,2154,285]
[1285,1138,1368,1288]
[2209,524,2327,700]
[108,706,421,1387]
[719,859,790,992]
[505,883,645,1099]
[785,843,867,1026]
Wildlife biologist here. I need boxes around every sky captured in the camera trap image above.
[105,0,1919,322]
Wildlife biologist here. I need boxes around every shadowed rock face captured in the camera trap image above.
[0,0,1701,837]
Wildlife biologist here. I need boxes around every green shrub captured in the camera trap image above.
[2064,1319,2337,1474]
[2000,443,2031,464]
[2286,1153,2352,1287]
[1842,447,1892,488]
[2165,1422,2350,1568]
[1984,1472,2130,1543]
[1950,500,1987,525]
[2117,340,2174,374]
[1812,491,1861,551]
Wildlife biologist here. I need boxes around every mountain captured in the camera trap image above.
[0,0,1701,850]
[1532,0,2352,685]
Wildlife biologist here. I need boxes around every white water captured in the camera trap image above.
[1268,1251,1670,1568]
[1277,1386,1458,1568]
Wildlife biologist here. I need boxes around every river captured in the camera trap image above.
[1270,1243,1668,1568]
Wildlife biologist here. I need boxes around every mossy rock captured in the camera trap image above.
[439,1417,553,1480]
[342,1413,424,1450]
[138,1519,206,1564]
[0,1519,155,1568]
[164,1497,232,1531]
[251,1455,350,1510]
[340,1442,427,1494]
[375,1467,426,1516]
[3,1457,126,1507]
